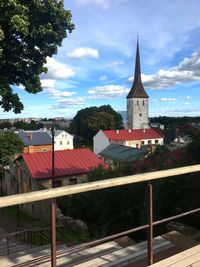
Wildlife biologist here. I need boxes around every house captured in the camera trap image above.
[93,38,164,155]
[46,129,74,150]
[5,148,107,194]
[94,128,163,155]
[17,130,52,153]
[3,148,107,220]
[171,135,192,147]
[150,122,165,130]
[99,143,148,168]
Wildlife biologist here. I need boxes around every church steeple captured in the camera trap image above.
[127,37,148,99]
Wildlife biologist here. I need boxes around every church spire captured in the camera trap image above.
[126,36,148,99]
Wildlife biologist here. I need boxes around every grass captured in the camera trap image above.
[2,204,88,247]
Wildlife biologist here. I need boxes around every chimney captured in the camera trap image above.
[143,128,146,133]
[28,145,34,153]
[116,130,119,134]
[128,129,131,133]
[29,132,32,140]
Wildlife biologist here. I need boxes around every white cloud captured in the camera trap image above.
[44,57,75,79]
[179,96,192,100]
[41,79,76,99]
[127,49,200,89]
[67,47,99,59]
[88,84,129,99]
[105,60,124,68]
[99,75,107,81]
[160,97,176,102]
[51,97,86,109]
[41,79,56,89]
[151,98,176,102]
[74,0,110,9]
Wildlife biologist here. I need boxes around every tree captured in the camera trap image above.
[70,105,124,142]
[0,132,24,164]
[0,0,74,113]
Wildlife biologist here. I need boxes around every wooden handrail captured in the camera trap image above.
[0,164,200,208]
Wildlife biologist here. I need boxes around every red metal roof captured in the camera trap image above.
[103,128,163,141]
[22,148,107,179]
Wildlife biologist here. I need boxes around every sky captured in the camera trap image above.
[1,0,200,119]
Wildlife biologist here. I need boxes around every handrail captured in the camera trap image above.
[0,225,62,239]
[0,164,200,208]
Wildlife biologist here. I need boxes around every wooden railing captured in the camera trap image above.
[0,164,200,266]
[0,164,200,208]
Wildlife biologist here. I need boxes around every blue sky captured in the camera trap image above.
[2,0,200,119]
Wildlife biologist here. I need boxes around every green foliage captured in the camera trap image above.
[0,121,12,129]
[70,105,124,142]
[13,120,44,130]
[0,0,74,113]
[0,132,24,164]
[58,165,146,237]
[184,134,200,164]
[150,116,200,128]
[59,134,200,238]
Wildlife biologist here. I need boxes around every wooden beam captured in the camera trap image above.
[0,164,200,208]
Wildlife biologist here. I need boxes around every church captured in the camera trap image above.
[93,38,164,155]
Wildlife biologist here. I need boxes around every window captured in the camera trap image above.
[69,178,77,185]
[142,100,145,106]
[29,177,32,190]
[41,148,47,152]
[148,140,151,144]
[139,113,142,117]
[60,141,62,145]
[67,141,69,145]
[137,100,139,106]
[141,141,144,145]
[155,139,159,144]
[54,180,62,188]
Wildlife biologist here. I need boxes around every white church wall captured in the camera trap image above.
[93,130,110,155]
[127,98,149,129]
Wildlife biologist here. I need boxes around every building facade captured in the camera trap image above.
[93,129,163,155]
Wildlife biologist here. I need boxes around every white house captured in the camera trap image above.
[47,129,74,150]
[93,128,164,155]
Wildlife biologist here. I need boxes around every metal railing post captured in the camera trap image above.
[6,237,9,255]
[51,126,57,267]
[147,181,153,265]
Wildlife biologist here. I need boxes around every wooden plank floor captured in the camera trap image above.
[151,244,200,267]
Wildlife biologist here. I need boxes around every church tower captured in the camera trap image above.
[126,37,149,130]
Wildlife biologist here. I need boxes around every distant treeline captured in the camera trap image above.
[150,116,200,127]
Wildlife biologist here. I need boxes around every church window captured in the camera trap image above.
[137,101,139,106]
[139,113,142,117]
[142,100,145,106]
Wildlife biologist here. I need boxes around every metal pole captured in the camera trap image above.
[17,163,20,227]
[51,126,57,267]
[147,181,153,266]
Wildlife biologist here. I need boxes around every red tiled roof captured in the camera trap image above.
[103,128,163,141]
[22,148,107,179]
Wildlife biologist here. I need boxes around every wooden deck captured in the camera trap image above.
[151,244,200,267]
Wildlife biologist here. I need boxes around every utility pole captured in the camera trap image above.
[51,126,57,267]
